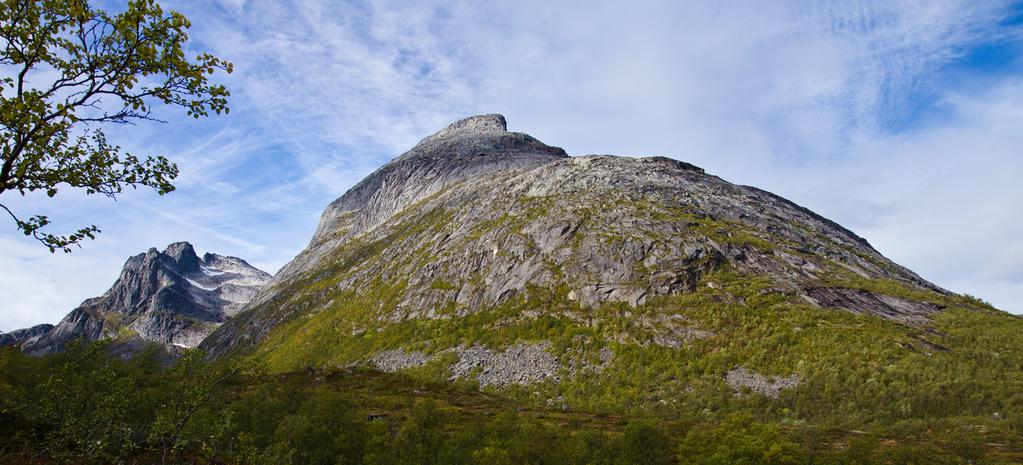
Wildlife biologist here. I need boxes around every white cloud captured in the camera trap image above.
[0,237,126,331]
[1,0,1020,331]
[833,80,1023,311]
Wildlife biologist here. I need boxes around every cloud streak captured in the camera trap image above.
[1,0,1020,331]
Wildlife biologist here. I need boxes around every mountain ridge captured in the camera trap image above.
[0,323,54,348]
[21,241,271,355]
[249,114,570,312]
[201,115,968,377]
[4,116,1021,465]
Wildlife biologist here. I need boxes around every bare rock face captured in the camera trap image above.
[802,287,941,326]
[202,114,951,361]
[23,242,271,355]
[0,324,54,348]
[273,114,568,287]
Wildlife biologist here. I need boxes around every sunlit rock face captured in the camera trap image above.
[0,324,53,348]
[23,242,271,355]
[201,114,950,369]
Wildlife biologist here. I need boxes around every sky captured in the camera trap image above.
[2,0,1022,331]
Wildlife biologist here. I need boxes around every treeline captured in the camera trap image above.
[0,343,1009,464]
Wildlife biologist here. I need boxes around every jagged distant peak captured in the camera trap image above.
[20,242,271,356]
[0,324,54,348]
[162,241,201,272]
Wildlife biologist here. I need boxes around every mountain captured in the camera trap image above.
[201,115,1013,415]
[0,324,54,348]
[23,242,271,355]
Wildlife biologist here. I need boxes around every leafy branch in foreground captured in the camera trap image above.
[0,0,232,252]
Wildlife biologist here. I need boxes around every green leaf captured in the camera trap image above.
[0,0,231,253]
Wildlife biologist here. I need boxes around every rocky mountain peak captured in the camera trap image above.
[0,324,54,348]
[164,241,201,272]
[399,113,566,163]
[430,113,507,138]
[203,114,969,363]
[21,242,271,355]
[281,115,570,283]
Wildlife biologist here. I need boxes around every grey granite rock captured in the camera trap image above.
[726,367,800,398]
[449,343,562,388]
[368,349,429,372]
[803,287,940,325]
[365,342,564,388]
[271,114,568,289]
[202,114,950,359]
[23,242,271,355]
[0,324,54,348]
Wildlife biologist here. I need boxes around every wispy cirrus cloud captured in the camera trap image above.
[2,0,1021,331]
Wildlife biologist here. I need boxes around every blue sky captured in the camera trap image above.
[2,0,1022,331]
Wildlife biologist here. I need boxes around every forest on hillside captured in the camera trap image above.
[2,340,1020,465]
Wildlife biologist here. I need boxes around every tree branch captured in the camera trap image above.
[0,0,231,252]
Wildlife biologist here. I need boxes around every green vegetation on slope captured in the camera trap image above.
[245,259,1022,429]
[7,173,1020,463]
[212,189,1023,445]
[2,343,1020,464]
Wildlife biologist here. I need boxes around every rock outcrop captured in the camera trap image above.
[367,343,564,388]
[726,367,801,398]
[449,343,563,388]
[23,242,271,355]
[0,324,54,348]
[369,349,430,372]
[273,114,568,288]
